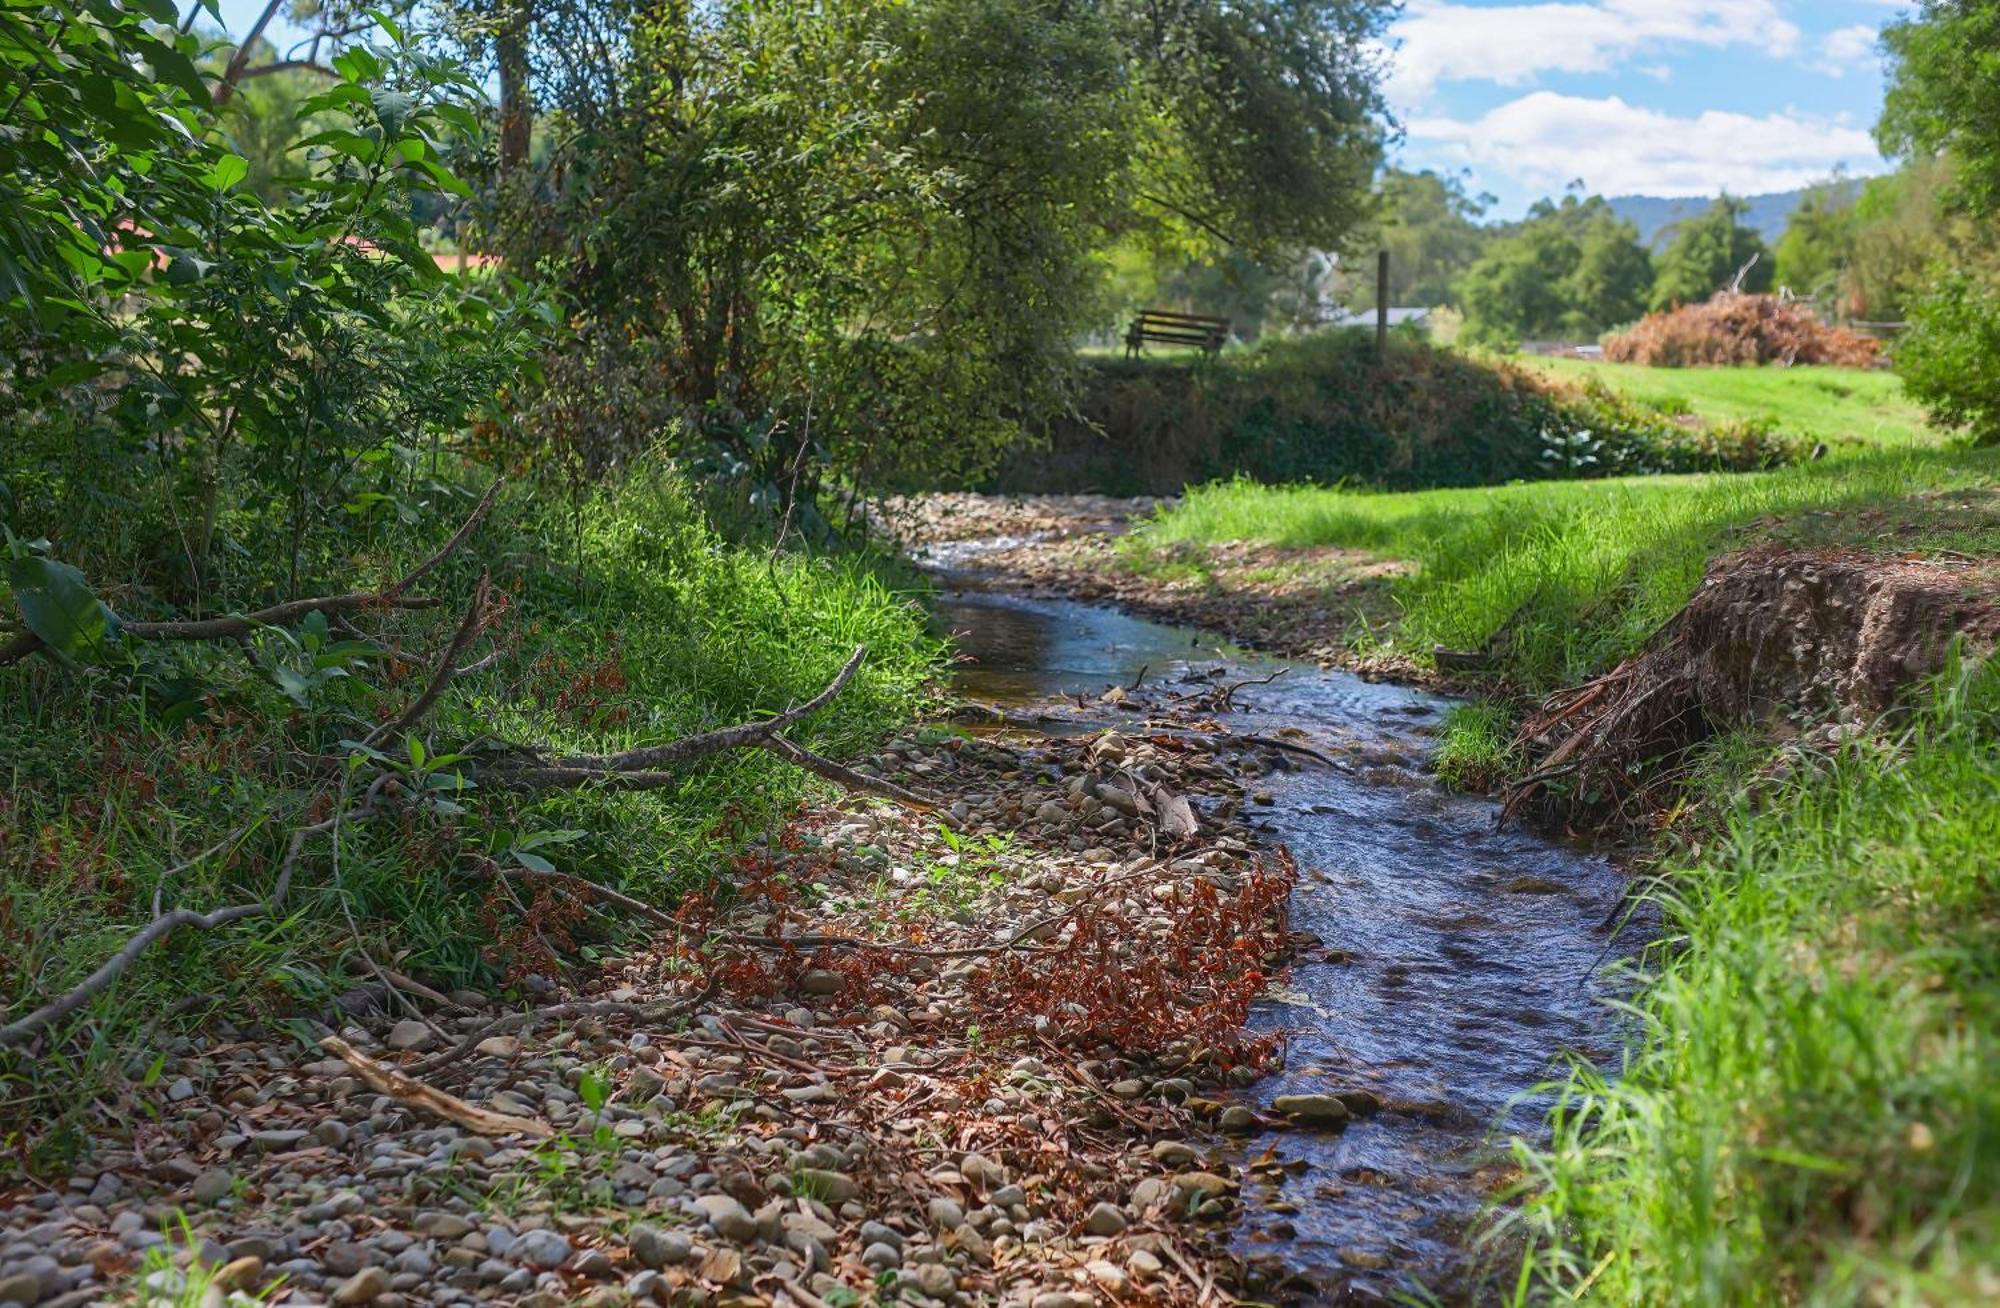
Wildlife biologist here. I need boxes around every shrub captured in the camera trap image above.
[1895,270,2000,445]
[981,330,1803,494]
[1603,292,1882,368]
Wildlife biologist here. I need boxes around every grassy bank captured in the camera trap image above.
[1509,658,2000,1304]
[1520,357,1935,450]
[0,465,937,1162]
[1129,448,2000,688]
[977,332,1802,497]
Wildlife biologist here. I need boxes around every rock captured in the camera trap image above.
[0,1274,40,1306]
[214,1255,264,1291]
[1030,1293,1093,1308]
[1172,1172,1237,1203]
[249,1129,308,1150]
[911,1263,957,1296]
[415,1211,475,1240]
[190,1168,234,1205]
[1217,1105,1258,1133]
[1334,1088,1383,1116]
[385,1019,434,1052]
[166,1077,195,1102]
[1128,1249,1164,1279]
[574,1290,631,1308]
[959,1152,1005,1187]
[860,1242,900,1271]
[1128,1177,1171,1211]
[474,1035,520,1058]
[795,1169,858,1204]
[1149,1140,1198,1167]
[695,1194,758,1242]
[1273,1093,1350,1127]
[798,970,844,996]
[1087,1259,1128,1291]
[508,1229,571,1269]
[628,1223,690,1269]
[1083,1202,1126,1237]
[332,1267,392,1305]
[927,1198,966,1230]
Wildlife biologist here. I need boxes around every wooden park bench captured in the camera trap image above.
[1124,308,1230,358]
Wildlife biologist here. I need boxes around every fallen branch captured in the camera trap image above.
[364,573,492,749]
[469,859,677,929]
[0,781,392,1050]
[319,1035,552,1138]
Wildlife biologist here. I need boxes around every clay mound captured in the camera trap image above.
[1603,293,1882,368]
[1507,550,2000,827]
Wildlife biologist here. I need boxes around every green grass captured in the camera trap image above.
[1521,357,1936,450]
[1432,702,1518,792]
[1130,448,2000,688]
[1506,656,2000,1305]
[0,462,939,1164]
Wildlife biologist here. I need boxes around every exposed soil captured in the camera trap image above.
[1509,547,2000,825]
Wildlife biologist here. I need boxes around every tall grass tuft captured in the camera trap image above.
[1503,654,2000,1304]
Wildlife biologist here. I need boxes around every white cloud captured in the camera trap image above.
[1813,23,1880,76]
[1387,1,1801,102]
[1407,92,1884,198]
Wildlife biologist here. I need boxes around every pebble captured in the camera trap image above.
[695,1194,758,1242]
[1083,1202,1126,1236]
[386,1020,434,1052]
[508,1229,571,1268]
[1273,1093,1350,1126]
[190,1168,234,1204]
[628,1222,690,1268]
[332,1267,392,1304]
[860,1241,901,1270]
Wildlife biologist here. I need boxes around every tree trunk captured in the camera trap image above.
[498,3,532,178]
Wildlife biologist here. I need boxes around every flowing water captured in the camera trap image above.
[933,584,1635,1305]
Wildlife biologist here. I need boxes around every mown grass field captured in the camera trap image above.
[1520,356,1936,450]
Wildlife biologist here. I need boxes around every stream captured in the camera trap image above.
[931,580,1635,1304]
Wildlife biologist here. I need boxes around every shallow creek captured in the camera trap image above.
[932,583,1634,1304]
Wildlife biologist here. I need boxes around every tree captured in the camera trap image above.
[487,0,1397,498]
[1774,181,1860,304]
[1456,194,1649,347]
[1880,1,2000,213]
[1359,168,1490,309]
[1649,197,1773,309]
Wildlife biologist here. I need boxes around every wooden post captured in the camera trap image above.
[1375,249,1389,363]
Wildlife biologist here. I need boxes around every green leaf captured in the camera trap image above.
[371,89,416,135]
[4,554,122,665]
[512,849,558,875]
[202,153,249,192]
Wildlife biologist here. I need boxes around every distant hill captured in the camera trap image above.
[1605,182,1863,249]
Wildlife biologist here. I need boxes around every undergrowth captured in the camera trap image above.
[1432,702,1518,792]
[0,463,938,1166]
[1504,655,2000,1304]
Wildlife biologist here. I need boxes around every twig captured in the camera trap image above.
[384,479,504,600]
[0,782,392,1050]
[364,574,491,749]
[319,1035,552,1137]
[469,859,676,928]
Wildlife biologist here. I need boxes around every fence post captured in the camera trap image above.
[1375,249,1390,363]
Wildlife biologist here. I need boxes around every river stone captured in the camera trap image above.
[1083,1202,1126,1236]
[911,1263,957,1296]
[628,1223,690,1268]
[796,1169,858,1203]
[190,1169,234,1205]
[695,1194,757,1242]
[509,1229,571,1268]
[386,1020,433,1052]
[332,1267,391,1304]
[1273,1094,1351,1127]
[1334,1088,1383,1115]
[1217,1105,1257,1133]
[799,970,844,996]
[860,1241,900,1271]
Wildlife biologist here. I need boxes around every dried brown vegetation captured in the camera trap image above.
[1603,292,1882,368]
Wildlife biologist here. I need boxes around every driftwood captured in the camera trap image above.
[319,1035,553,1137]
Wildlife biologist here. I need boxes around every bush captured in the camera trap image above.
[1603,292,1882,368]
[980,330,1803,494]
[1895,270,2000,445]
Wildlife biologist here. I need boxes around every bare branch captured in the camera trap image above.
[386,479,505,600]
[410,980,718,1076]
[364,574,491,749]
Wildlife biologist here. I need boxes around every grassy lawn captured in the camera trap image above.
[1129,448,2000,688]
[1519,356,1937,450]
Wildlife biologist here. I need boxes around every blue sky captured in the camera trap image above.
[1385,1,1910,216]
[213,1,1908,219]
